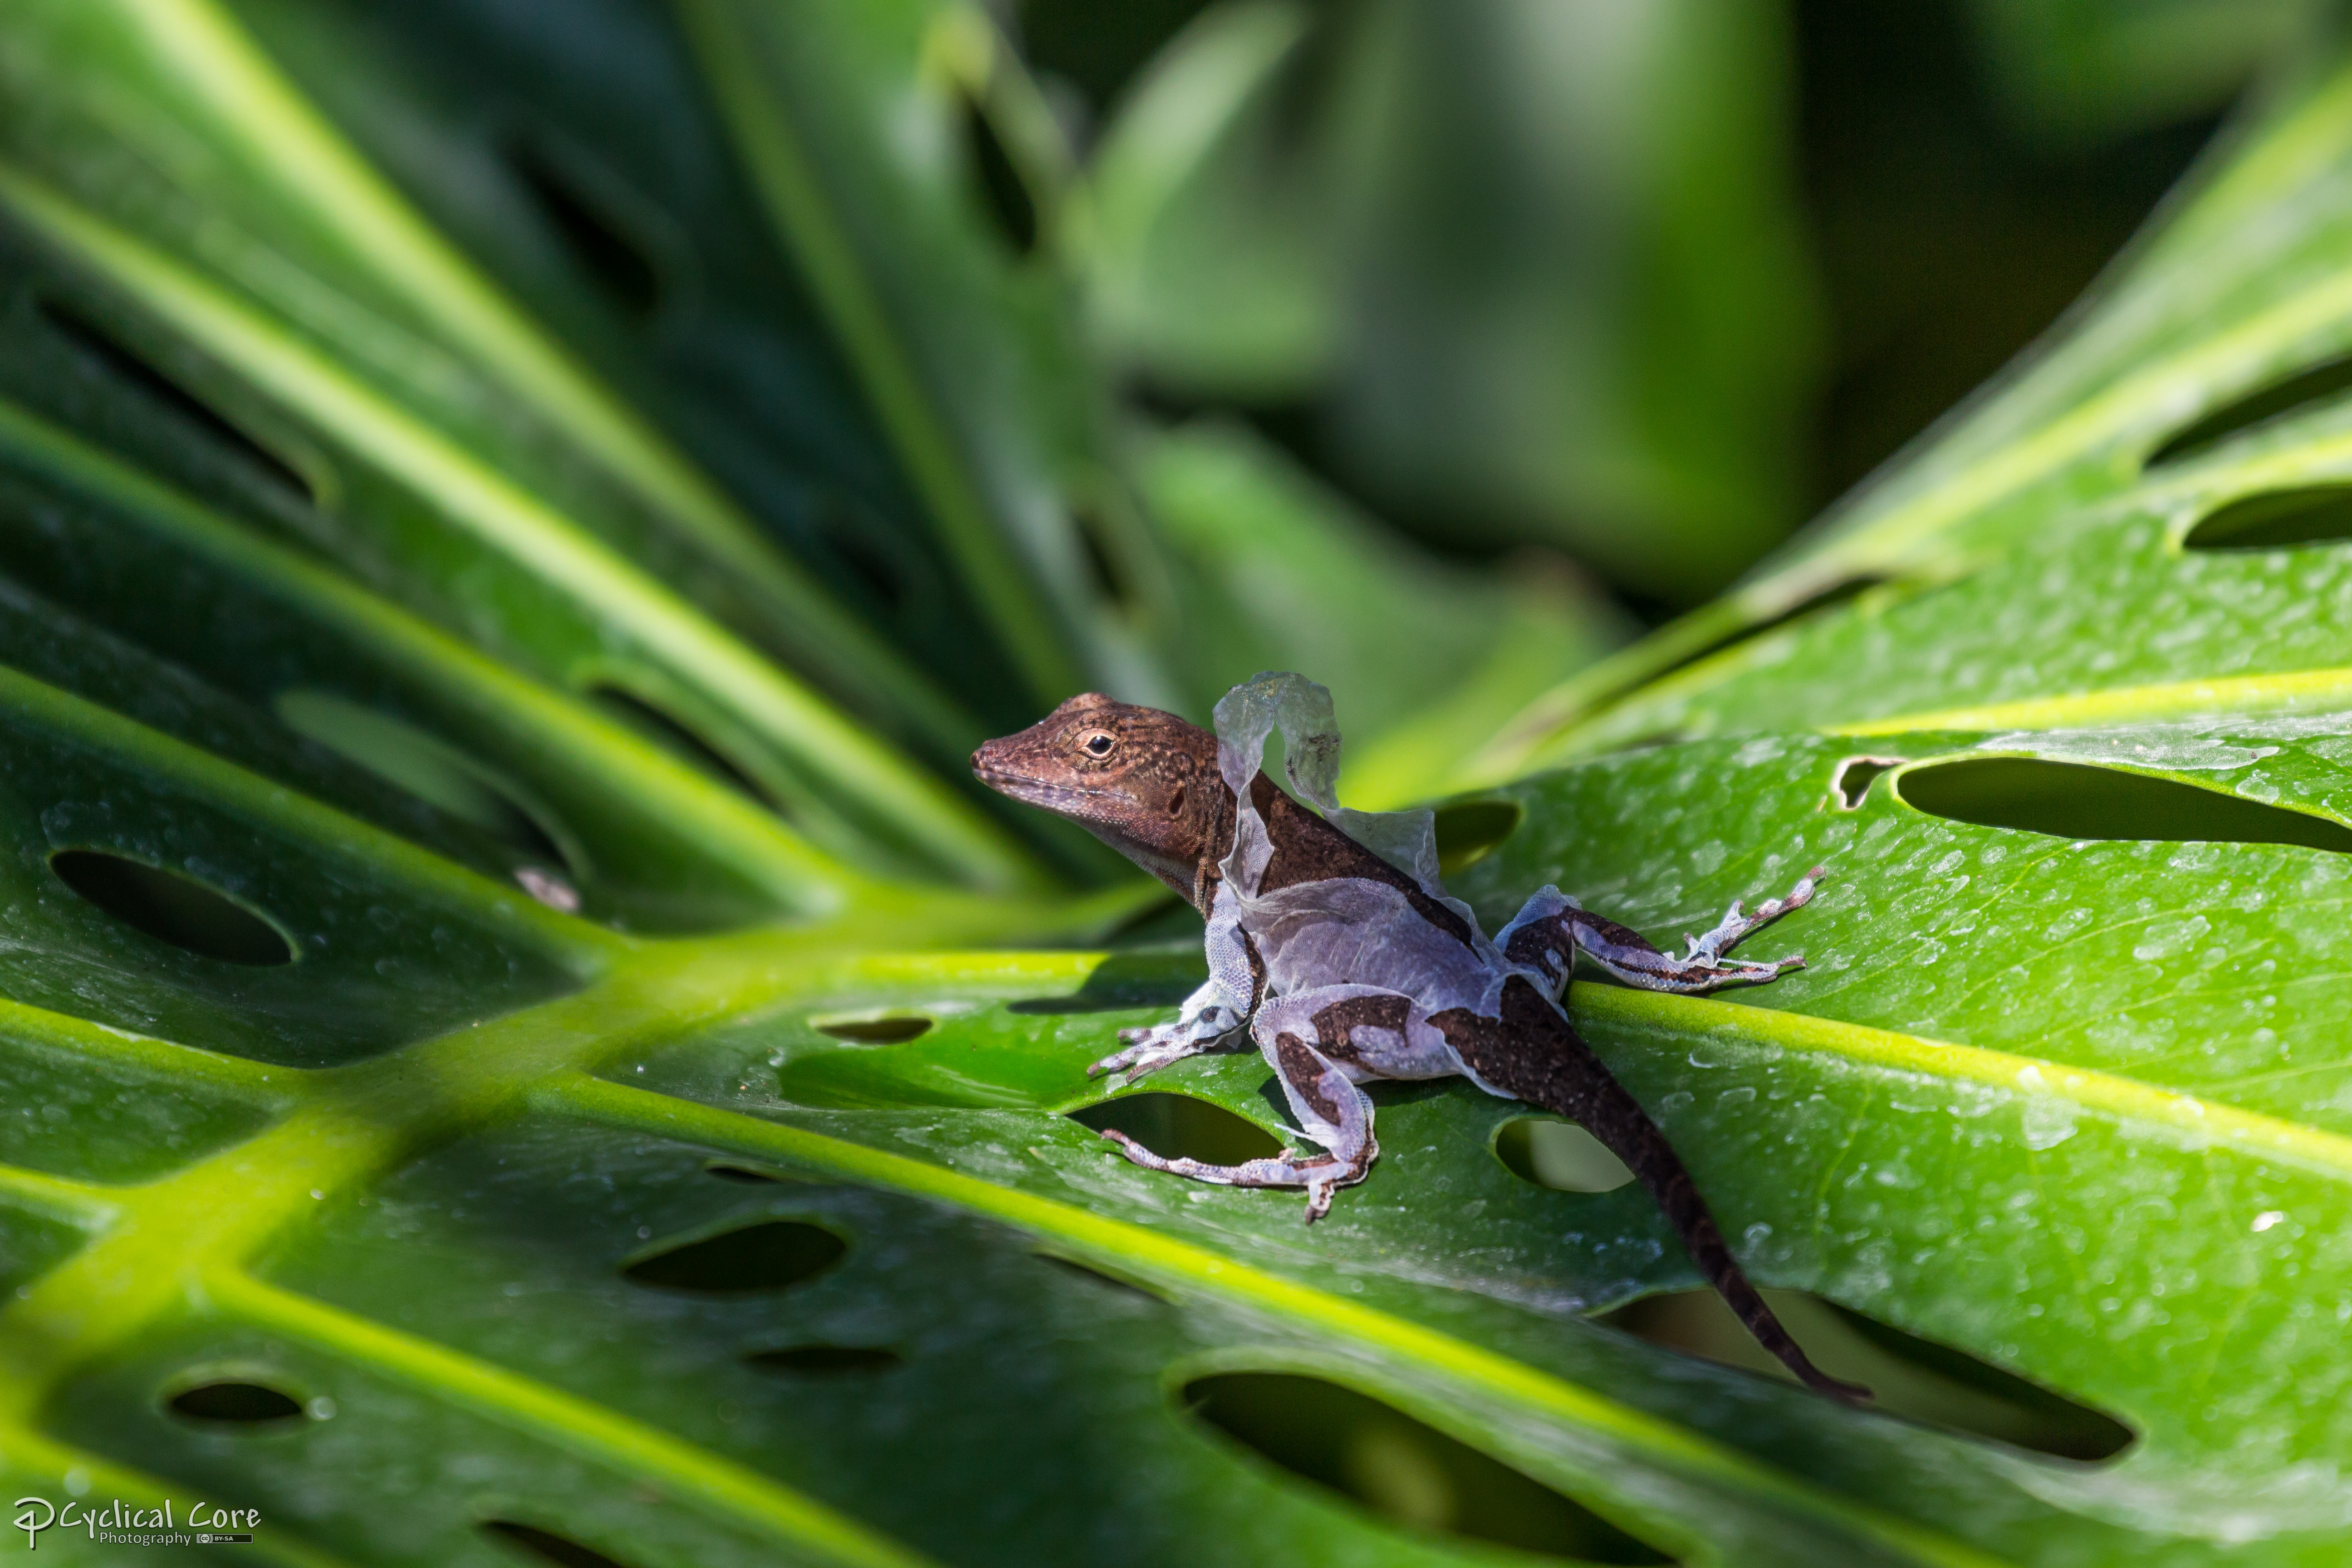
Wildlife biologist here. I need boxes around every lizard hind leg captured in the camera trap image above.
[1434,977,1870,1403]
[1098,991,1381,1222]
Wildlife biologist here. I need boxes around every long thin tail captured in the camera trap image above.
[1438,978,1870,1402]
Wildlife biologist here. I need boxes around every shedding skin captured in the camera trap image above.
[974,690,1867,1402]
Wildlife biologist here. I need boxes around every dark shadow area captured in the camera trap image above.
[1493,1117,1635,1193]
[35,295,317,505]
[962,95,1039,255]
[1008,951,1202,1014]
[1067,1093,1282,1164]
[1794,3,2224,508]
[812,1015,934,1044]
[2181,487,2352,552]
[1832,755,1904,809]
[1433,799,1522,877]
[165,1379,304,1427]
[1896,758,2352,853]
[1602,1288,2134,1461]
[51,850,295,966]
[2147,357,2352,468]
[505,133,664,321]
[481,1519,637,1568]
[621,1220,846,1294]
[1182,1371,1676,1563]
[744,1344,905,1376]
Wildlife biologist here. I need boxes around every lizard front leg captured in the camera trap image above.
[1089,884,1261,1081]
[1499,867,1821,997]
[1098,986,1382,1222]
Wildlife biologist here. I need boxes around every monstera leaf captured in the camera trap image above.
[0,0,2345,1565]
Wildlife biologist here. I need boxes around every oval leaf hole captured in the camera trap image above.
[622,1220,845,1294]
[1832,755,1904,810]
[275,691,574,870]
[586,684,774,809]
[1895,758,2352,853]
[745,1344,905,1376]
[505,136,662,321]
[1433,799,1522,876]
[52,851,294,966]
[2182,487,2352,551]
[704,1161,793,1185]
[1600,1289,2133,1461]
[1494,1117,1634,1193]
[2146,353,2352,467]
[818,495,912,612]
[481,1520,637,1568]
[1182,1372,1674,1563]
[1651,576,1886,686]
[962,94,1039,255]
[167,1379,304,1427]
[1068,1093,1283,1165]
[813,1014,934,1044]
[35,295,316,504]
[1035,1252,1166,1303]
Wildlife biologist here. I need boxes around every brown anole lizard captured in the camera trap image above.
[974,673,1866,1400]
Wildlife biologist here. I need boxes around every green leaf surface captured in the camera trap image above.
[0,2,2347,1566]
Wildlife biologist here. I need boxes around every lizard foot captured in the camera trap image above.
[1096,1130,1372,1219]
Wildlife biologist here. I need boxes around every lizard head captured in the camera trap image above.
[973,693,1224,900]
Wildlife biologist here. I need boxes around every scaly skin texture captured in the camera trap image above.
[975,691,1867,1402]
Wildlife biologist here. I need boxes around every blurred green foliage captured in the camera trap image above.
[1032,0,2287,609]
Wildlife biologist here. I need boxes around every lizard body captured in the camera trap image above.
[974,674,1865,1401]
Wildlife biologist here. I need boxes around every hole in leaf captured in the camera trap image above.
[1068,1093,1284,1165]
[745,1344,905,1376]
[962,94,1039,255]
[1433,799,1522,876]
[481,1520,637,1568]
[1493,1117,1634,1193]
[274,690,573,870]
[167,1380,304,1426]
[1070,500,1135,613]
[1832,755,1904,810]
[622,1220,845,1294]
[704,1161,793,1184]
[812,1014,934,1044]
[1651,577,1886,686]
[505,137,662,320]
[1600,1289,2133,1461]
[1182,1372,1675,1562]
[37,295,315,503]
[586,684,773,809]
[51,851,294,966]
[818,496,911,612]
[1036,1252,1166,1302]
[2182,487,2352,551]
[1896,758,2352,853]
[2146,353,2352,467]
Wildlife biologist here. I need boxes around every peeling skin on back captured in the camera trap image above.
[973,672,1867,1401]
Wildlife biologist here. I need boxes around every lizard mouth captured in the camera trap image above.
[970,752,1095,816]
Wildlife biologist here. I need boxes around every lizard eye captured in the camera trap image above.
[1082,732,1115,757]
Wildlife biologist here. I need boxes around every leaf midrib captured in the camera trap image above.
[0,938,2046,1568]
